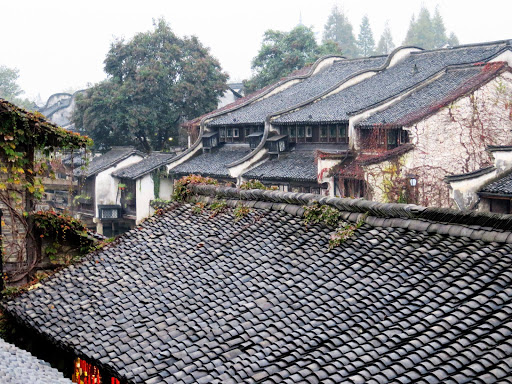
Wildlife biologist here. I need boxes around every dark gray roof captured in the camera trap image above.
[358,64,510,127]
[445,166,496,183]
[170,145,250,178]
[112,152,175,180]
[74,147,143,178]
[243,150,318,182]
[480,170,512,195]
[208,56,387,126]
[274,41,511,125]
[4,187,512,383]
[0,338,72,383]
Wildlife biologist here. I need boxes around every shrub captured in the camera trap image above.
[172,174,218,202]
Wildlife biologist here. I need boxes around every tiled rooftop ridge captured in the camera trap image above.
[189,185,512,242]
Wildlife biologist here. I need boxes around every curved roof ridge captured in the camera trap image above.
[352,61,509,119]
[170,56,343,168]
[228,55,396,169]
[190,184,512,237]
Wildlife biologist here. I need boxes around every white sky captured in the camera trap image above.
[2,0,511,103]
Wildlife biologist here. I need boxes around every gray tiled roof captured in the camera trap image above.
[74,146,143,178]
[0,338,72,383]
[480,171,512,195]
[208,56,387,126]
[4,187,512,383]
[112,152,175,180]
[358,64,508,127]
[243,150,317,182]
[170,145,250,178]
[274,41,511,125]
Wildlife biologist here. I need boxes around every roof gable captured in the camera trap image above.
[111,152,175,180]
[75,146,144,178]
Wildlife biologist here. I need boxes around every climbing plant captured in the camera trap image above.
[0,99,91,285]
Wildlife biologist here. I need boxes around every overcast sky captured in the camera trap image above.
[2,0,511,103]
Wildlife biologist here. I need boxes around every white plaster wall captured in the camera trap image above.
[448,170,498,210]
[136,174,154,224]
[229,148,269,179]
[159,177,173,200]
[492,150,512,173]
[364,151,414,203]
[317,158,340,196]
[490,50,512,66]
[94,154,143,217]
[312,56,343,75]
[166,142,203,172]
[388,48,422,67]
[398,73,512,207]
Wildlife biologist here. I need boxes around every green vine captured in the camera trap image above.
[303,202,342,228]
[0,99,92,282]
[234,204,252,221]
[209,200,227,217]
[240,179,278,190]
[328,213,368,250]
[152,169,162,199]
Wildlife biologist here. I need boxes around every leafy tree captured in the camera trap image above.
[403,6,459,49]
[0,65,34,109]
[356,15,375,57]
[323,6,358,58]
[74,19,228,152]
[0,66,23,99]
[244,25,342,93]
[376,22,395,55]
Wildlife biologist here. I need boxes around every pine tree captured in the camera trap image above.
[447,32,459,47]
[376,22,395,55]
[322,6,358,58]
[403,6,459,49]
[356,15,375,57]
[432,7,447,48]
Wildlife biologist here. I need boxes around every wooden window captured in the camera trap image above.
[343,179,366,198]
[329,126,337,142]
[233,128,239,138]
[320,126,328,142]
[290,127,296,142]
[339,125,347,143]
[306,126,312,137]
[490,198,511,214]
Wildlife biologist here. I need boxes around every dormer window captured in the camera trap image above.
[202,131,219,149]
[266,135,289,154]
[247,132,264,149]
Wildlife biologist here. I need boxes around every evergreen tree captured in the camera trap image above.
[376,22,395,55]
[403,6,459,49]
[447,32,459,47]
[432,7,447,48]
[244,25,342,93]
[322,6,358,58]
[356,15,375,57]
